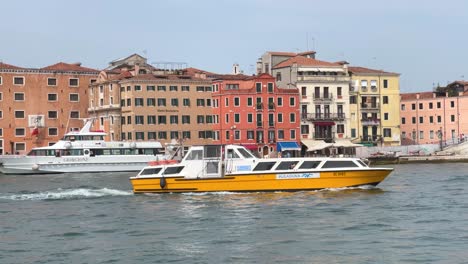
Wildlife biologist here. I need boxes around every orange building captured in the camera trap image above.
[212,73,301,157]
[400,82,468,145]
[0,62,98,154]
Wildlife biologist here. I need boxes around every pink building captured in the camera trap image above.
[400,82,468,145]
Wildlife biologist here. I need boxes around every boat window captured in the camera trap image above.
[102,149,111,155]
[206,161,219,174]
[186,150,203,160]
[299,161,321,169]
[276,161,299,170]
[227,149,240,159]
[321,161,359,168]
[111,149,122,155]
[205,146,221,158]
[163,166,184,175]
[237,148,255,159]
[47,149,56,156]
[357,160,368,167]
[140,167,162,175]
[253,162,276,171]
[124,149,137,155]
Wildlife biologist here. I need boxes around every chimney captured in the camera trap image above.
[233,64,240,75]
[72,62,82,67]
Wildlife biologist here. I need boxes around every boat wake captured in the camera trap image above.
[0,188,133,201]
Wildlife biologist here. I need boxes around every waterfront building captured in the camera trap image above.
[0,62,98,154]
[89,54,216,146]
[348,66,401,146]
[400,82,468,145]
[211,73,300,157]
[259,51,351,144]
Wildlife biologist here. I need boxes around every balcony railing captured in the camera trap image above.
[361,118,381,125]
[314,132,335,142]
[303,113,346,121]
[257,121,263,127]
[297,75,349,83]
[256,103,263,110]
[361,103,380,109]
[313,93,334,101]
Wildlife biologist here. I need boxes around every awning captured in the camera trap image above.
[277,141,301,152]
[301,139,333,151]
[313,122,335,126]
[241,144,258,151]
[332,139,363,148]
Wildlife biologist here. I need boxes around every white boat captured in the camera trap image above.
[130,144,393,193]
[0,120,167,174]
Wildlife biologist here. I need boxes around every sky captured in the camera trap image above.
[1,0,467,92]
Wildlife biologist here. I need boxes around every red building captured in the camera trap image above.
[212,73,300,157]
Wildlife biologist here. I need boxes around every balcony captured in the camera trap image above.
[361,103,380,109]
[314,132,335,143]
[268,103,275,111]
[257,121,263,128]
[256,103,263,111]
[268,121,275,127]
[313,93,333,102]
[297,75,350,83]
[361,118,381,125]
[303,113,346,121]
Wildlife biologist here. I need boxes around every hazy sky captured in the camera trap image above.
[1,0,467,92]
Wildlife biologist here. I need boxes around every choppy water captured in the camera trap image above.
[1,163,468,264]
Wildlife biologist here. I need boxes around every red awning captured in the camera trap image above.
[313,122,335,126]
[241,144,258,151]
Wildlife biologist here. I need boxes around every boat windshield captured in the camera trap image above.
[237,148,255,159]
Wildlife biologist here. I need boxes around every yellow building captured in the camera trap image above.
[348,67,401,146]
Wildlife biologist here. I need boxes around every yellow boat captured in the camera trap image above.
[130,145,393,193]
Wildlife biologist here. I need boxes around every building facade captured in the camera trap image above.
[348,67,401,146]
[211,73,300,157]
[400,86,468,145]
[264,52,351,143]
[0,62,98,154]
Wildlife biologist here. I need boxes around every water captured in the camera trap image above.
[1,164,468,264]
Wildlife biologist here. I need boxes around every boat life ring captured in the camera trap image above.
[160,177,167,189]
[130,142,137,149]
[64,142,72,149]
[32,164,40,170]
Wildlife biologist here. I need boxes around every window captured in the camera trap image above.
[268,83,274,93]
[276,72,281,81]
[401,104,405,110]
[148,132,156,140]
[0,110,2,118]
[234,113,240,123]
[383,79,388,88]
[384,128,392,137]
[277,97,283,106]
[361,80,367,89]
[419,116,423,123]
[247,130,254,140]
[147,85,155,91]
[197,99,205,106]
[157,86,166,91]
[14,76,24,85]
[247,97,253,107]
[48,128,58,136]
[419,131,424,140]
[197,115,205,124]
[182,115,190,124]
[181,86,190,91]
[170,86,178,91]
[0,76,2,85]
[402,117,406,124]
[158,131,167,139]
[14,93,25,101]
[430,130,434,139]
[247,113,253,123]
[171,98,179,106]
[370,80,377,89]
[290,113,295,123]
[301,124,309,134]
[183,98,190,106]
[69,78,79,87]
[429,102,433,109]
[437,102,441,108]
[337,124,344,133]
[134,85,142,91]
[15,128,25,136]
[158,116,167,124]
[170,115,178,124]
[451,101,455,108]
[136,132,145,140]
[350,96,357,104]
[429,116,434,123]
[234,97,240,106]
[278,113,283,123]
[15,110,25,118]
[127,116,132,124]
[289,97,295,106]
[48,78,57,86]
[157,98,166,106]
[419,103,423,110]
[48,111,58,119]
[290,129,296,139]
[411,104,416,110]
[278,130,284,140]
[351,128,356,138]
[451,115,455,122]
[135,98,144,106]
[70,111,79,119]
[147,98,156,106]
[196,86,204,92]
[437,116,441,123]
[135,116,144,125]
[256,83,262,93]
[412,117,416,124]
[69,94,79,102]
[147,115,156,124]
[383,96,388,104]
[48,93,57,101]
[182,131,191,139]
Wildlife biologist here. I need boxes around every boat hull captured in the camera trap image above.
[130,169,392,193]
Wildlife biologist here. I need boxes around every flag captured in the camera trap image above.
[31,127,39,136]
